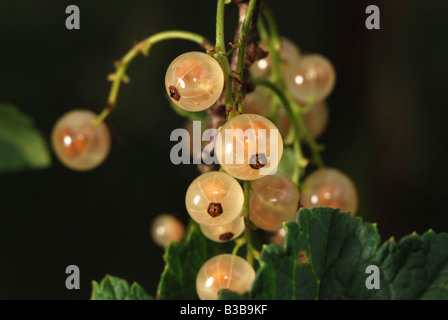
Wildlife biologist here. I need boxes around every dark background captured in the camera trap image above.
[0,0,447,299]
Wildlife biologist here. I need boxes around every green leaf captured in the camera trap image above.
[0,104,51,172]
[157,222,234,300]
[91,275,152,300]
[220,207,448,300]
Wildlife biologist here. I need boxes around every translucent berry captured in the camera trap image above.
[51,109,110,171]
[250,37,301,78]
[303,102,329,140]
[268,228,286,247]
[284,54,336,104]
[275,107,290,138]
[249,173,300,231]
[165,52,224,112]
[242,86,272,116]
[151,214,185,248]
[185,172,244,226]
[215,114,284,180]
[196,254,255,300]
[301,168,358,216]
[200,216,245,242]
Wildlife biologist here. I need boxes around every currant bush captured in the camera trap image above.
[59,0,372,302]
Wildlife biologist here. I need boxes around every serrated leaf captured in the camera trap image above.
[157,222,234,300]
[0,104,51,172]
[91,275,152,300]
[372,230,448,299]
[220,207,448,300]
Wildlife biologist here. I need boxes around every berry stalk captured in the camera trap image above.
[234,0,259,113]
[93,31,212,126]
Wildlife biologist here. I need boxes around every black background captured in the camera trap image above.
[0,0,447,299]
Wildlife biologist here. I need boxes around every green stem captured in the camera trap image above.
[292,101,325,168]
[240,180,257,266]
[262,4,281,85]
[215,53,235,113]
[253,79,306,186]
[93,30,211,126]
[235,0,258,112]
[216,0,226,53]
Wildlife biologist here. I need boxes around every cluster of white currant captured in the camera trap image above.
[162,40,358,299]
[49,37,358,300]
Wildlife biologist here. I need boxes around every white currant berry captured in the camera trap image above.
[242,86,272,116]
[249,173,300,231]
[165,52,224,112]
[284,54,336,104]
[185,172,244,226]
[301,168,358,216]
[200,216,245,242]
[215,114,284,180]
[250,37,301,78]
[268,228,286,247]
[303,102,329,140]
[151,214,185,248]
[196,254,255,300]
[51,109,110,171]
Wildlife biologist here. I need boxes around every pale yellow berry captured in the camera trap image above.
[196,254,255,300]
[151,214,185,248]
[301,168,358,216]
[51,109,110,171]
[284,54,336,103]
[250,173,300,231]
[303,102,329,140]
[200,216,245,242]
[165,52,224,111]
[250,37,301,78]
[268,228,286,247]
[242,86,272,116]
[215,114,284,180]
[185,172,244,226]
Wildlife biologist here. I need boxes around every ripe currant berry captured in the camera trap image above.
[303,102,329,140]
[215,114,284,180]
[199,216,245,242]
[242,86,272,116]
[185,172,244,226]
[268,228,286,247]
[275,107,290,138]
[284,54,336,104]
[51,109,111,171]
[301,168,358,216]
[165,52,224,112]
[249,173,300,231]
[250,37,301,79]
[196,254,255,300]
[151,214,185,248]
